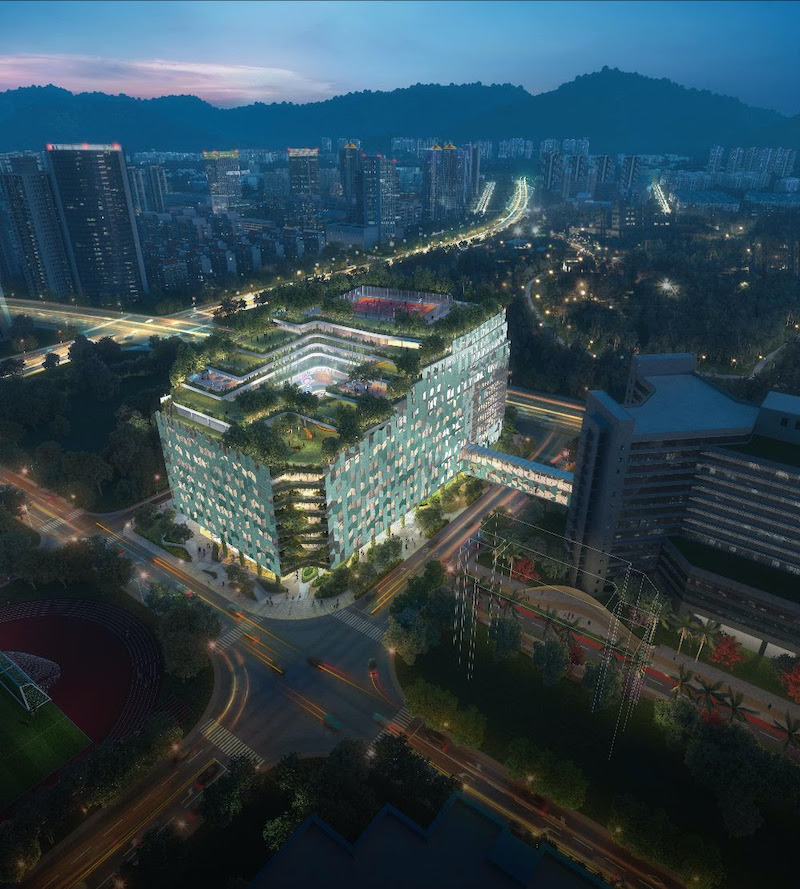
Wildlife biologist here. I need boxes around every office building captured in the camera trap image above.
[288,148,321,198]
[0,155,75,301]
[567,354,800,648]
[204,150,242,214]
[339,142,363,219]
[157,300,511,575]
[423,143,470,223]
[361,155,398,241]
[46,143,148,305]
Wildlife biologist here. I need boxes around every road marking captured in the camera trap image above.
[333,608,384,641]
[201,719,264,767]
[366,708,412,756]
[65,507,83,520]
[217,625,244,650]
[40,518,64,533]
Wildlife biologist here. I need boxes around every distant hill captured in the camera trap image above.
[0,69,796,156]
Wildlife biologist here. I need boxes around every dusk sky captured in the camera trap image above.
[1,0,799,114]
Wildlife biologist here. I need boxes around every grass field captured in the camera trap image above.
[0,691,90,808]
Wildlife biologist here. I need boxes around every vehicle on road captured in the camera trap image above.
[306,656,323,669]
[323,714,342,732]
[372,712,390,727]
[193,761,222,791]
[367,657,378,678]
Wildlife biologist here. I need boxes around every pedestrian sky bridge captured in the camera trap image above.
[460,444,573,506]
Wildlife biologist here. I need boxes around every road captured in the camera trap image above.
[506,385,585,431]
[5,176,531,377]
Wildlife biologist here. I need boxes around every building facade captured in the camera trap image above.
[46,143,148,305]
[567,354,800,648]
[0,155,75,301]
[157,310,510,575]
[204,150,242,214]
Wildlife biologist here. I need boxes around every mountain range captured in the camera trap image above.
[1,67,798,156]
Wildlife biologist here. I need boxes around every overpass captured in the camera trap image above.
[460,443,573,506]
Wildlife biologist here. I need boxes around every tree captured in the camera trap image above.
[510,556,540,583]
[723,687,756,724]
[370,734,455,817]
[334,405,361,445]
[200,755,257,826]
[157,598,220,679]
[582,658,622,710]
[42,351,61,371]
[489,616,521,660]
[772,711,800,752]
[694,619,722,662]
[0,821,41,884]
[450,705,486,748]
[671,611,699,654]
[709,633,746,669]
[404,679,459,730]
[383,609,435,665]
[146,582,182,614]
[694,678,725,714]
[532,638,569,686]
[0,510,36,576]
[394,348,420,376]
[505,738,587,810]
[670,663,695,698]
[778,661,800,704]
[0,484,26,515]
[415,501,445,539]
[0,356,25,377]
[653,696,699,748]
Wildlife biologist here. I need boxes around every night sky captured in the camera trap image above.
[1,0,798,114]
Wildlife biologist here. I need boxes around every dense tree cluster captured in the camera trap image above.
[382,561,452,664]
[505,737,588,810]
[404,678,487,748]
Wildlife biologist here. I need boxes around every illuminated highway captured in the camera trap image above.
[506,385,585,431]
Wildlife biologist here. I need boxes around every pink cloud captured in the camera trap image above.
[0,53,336,106]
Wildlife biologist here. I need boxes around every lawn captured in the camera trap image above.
[174,387,244,424]
[395,626,798,889]
[0,692,90,808]
[312,395,356,425]
[280,422,338,466]
[236,328,296,354]
[212,351,268,377]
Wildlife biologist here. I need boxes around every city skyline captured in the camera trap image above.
[1,1,799,114]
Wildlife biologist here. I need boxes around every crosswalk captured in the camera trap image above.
[216,625,244,650]
[367,708,412,757]
[333,608,384,641]
[40,518,64,533]
[39,508,82,535]
[201,719,264,767]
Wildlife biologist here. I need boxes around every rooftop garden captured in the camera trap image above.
[670,535,800,605]
[724,435,800,472]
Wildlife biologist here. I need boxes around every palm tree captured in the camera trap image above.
[694,620,722,662]
[671,612,699,655]
[693,678,725,713]
[723,686,756,723]
[540,606,560,639]
[772,711,800,752]
[557,615,582,648]
[671,663,695,698]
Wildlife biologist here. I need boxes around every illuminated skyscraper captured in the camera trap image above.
[0,156,75,300]
[361,155,398,241]
[339,142,363,219]
[204,150,242,214]
[46,143,148,305]
[288,148,320,198]
[128,164,168,214]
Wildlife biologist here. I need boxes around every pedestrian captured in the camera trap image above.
[768,702,772,710]
[222,581,225,588]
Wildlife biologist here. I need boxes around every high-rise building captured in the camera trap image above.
[540,139,560,161]
[423,143,470,222]
[320,137,333,154]
[576,138,590,157]
[128,164,168,214]
[461,143,481,202]
[593,155,615,184]
[567,354,800,648]
[46,143,148,305]
[339,143,363,219]
[773,147,797,178]
[360,155,398,241]
[541,152,563,192]
[562,155,589,199]
[561,138,577,156]
[0,155,75,300]
[707,145,725,173]
[204,150,242,214]
[620,155,641,195]
[288,148,320,198]
[726,147,745,174]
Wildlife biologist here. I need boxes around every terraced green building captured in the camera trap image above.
[156,295,526,576]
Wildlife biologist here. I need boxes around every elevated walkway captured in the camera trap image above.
[460,444,573,506]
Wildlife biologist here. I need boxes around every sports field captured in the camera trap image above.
[0,691,90,808]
